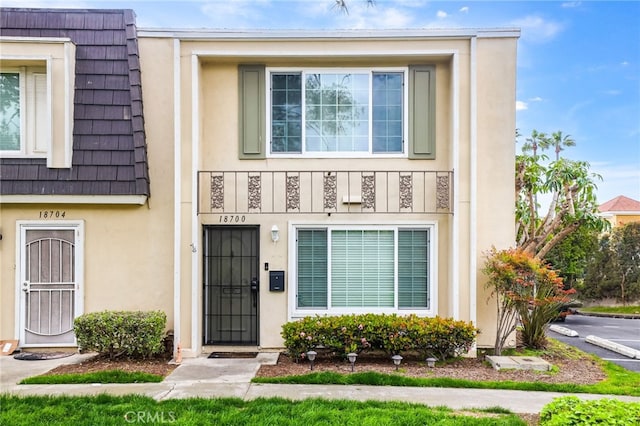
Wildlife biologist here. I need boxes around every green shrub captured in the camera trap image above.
[281,314,477,361]
[540,396,640,425]
[74,310,167,360]
[483,248,572,354]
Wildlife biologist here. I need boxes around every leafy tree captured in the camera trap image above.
[544,225,599,290]
[582,234,618,300]
[614,222,640,303]
[583,222,640,303]
[515,130,609,260]
[483,248,572,354]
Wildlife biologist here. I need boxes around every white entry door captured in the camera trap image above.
[18,222,84,347]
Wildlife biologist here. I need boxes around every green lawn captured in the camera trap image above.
[580,305,640,315]
[19,370,163,384]
[0,395,526,426]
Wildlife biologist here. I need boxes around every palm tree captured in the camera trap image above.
[550,130,576,161]
[522,129,549,158]
[334,0,375,14]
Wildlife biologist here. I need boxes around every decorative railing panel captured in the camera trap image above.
[198,170,453,215]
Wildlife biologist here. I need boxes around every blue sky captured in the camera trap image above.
[5,0,639,203]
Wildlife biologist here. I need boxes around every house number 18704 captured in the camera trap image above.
[219,215,246,223]
[39,210,66,219]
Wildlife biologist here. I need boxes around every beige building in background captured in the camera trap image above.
[598,195,640,228]
[1,8,518,357]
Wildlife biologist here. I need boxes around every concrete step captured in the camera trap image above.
[486,355,551,371]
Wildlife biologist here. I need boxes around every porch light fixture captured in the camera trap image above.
[426,357,437,368]
[271,225,279,242]
[347,352,357,372]
[306,350,317,370]
[391,354,403,371]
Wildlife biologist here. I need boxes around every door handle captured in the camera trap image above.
[250,278,259,293]
[22,282,29,293]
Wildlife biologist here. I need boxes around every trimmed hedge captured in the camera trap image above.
[281,314,478,361]
[74,310,167,360]
[540,396,640,425]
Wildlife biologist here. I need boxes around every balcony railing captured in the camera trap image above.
[197,170,453,215]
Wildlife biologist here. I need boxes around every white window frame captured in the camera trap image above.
[266,67,409,159]
[0,65,50,158]
[288,221,437,320]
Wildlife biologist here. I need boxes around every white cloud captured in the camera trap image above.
[516,101,528,111]
[510,15,563,43]
[529,96,543,102]
[561,2,582,8]
[436,10,448,19]
[459,6,469,14]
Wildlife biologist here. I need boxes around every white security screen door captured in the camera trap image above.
[18,223,83,346]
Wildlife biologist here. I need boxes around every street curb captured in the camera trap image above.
[585,335,640,359]
[575,310,640,320]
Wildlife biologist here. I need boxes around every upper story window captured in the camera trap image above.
[269,69,405,157]
[238,64,435,161]
[0,67,48,157]
[1,38,75,168]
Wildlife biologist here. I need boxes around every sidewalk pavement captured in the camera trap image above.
[2,352,640,415]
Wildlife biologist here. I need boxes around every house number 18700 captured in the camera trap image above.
[219,215,246,223]
[39,210,66,219]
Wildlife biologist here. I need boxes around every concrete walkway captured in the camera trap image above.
[2,353,640,415]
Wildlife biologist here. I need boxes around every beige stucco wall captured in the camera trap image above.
[475,37,518,347]
[1,30,517,355]
[0,203,174,344]
[0,38,176,345]
[609,214,640,227]
[136,32,516,354]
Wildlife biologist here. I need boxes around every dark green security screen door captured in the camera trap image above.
[203,226,259,345]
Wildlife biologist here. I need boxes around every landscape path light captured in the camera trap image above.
[347,352,357,372]
[306,350,317,371]
[391,354,403,371]
[426,357,437,368]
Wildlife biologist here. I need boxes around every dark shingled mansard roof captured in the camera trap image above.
[0,8,150,198]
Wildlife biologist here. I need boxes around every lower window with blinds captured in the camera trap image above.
[294,224,434,315]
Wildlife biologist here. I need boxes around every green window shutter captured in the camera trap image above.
[238,65,265,159]
[408,65,436,159]
[398,229,430,309]
[297,229,328,308]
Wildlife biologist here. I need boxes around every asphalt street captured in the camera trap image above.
[549,314,640,372]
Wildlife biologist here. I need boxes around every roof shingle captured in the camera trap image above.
[1,8,150,198]
[599,195,640,213]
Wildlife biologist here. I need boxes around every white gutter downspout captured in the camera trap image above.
[451,52,460,320]
[469,36,478,334]
[190,53,200,356]
[172,38,182,360]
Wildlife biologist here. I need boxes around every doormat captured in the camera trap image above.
[13,352,74,361]
[208,352,258,359]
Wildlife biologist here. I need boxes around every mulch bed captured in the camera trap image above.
[44,354,177,377]
[256,352,607,385]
